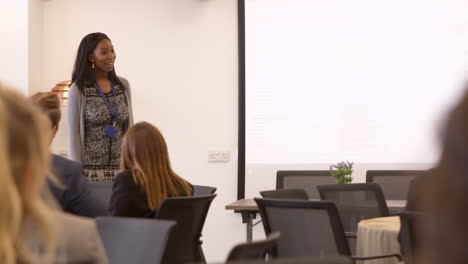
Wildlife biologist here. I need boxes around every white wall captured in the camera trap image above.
[0,0,29,94]
[28,0,44,95]
[40,0,244,261]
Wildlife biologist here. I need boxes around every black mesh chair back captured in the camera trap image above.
[317,183,389,254]
[277,170,335,199]
[260,189,309,200]
[156,194,216,264]
[190,185,217,261]
[366,170,425,200]
[317,183,389,232]
[255,198,350,258]
[192,185,217,195]
[227,232,280,261]
[96,217,175,264]
[224,256,353,264]
[399,211,423,264]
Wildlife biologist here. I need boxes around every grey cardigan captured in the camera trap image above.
[22,212,108,263]
[67,77,134,162]
[54,212,109,263]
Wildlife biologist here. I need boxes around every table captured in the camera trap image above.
[225,199,259,242]
[225,199,406,242]
[356,216,403,264]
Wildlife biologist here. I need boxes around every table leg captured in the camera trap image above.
[240,211,257,242]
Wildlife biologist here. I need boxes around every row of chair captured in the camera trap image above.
[261,183,389,255]
[277,169,424,200]
[223,197,420,264]
[256,183,423,264]
[95,215,356,264]
[255,198,403,262]
[96,201,280,264]
[90,184,217,264]
[94,183,420,263]
[245,208,420,264]
[89,177,417,263]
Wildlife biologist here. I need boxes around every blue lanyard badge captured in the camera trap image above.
[95,81,119,139]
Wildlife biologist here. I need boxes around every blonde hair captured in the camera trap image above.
[0,84,57,264]
[30,92,61,128]
[120,122,192,210]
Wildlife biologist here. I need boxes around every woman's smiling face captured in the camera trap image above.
[89,38,116,73]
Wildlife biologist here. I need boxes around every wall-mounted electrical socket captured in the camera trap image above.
[208,150,231,162]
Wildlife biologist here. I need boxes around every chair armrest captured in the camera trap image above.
[352,253,403,262]
[389,210,402,216]
[345,232,357,238]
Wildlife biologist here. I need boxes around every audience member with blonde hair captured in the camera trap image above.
[418,86,468,264]
[31,92,106,217]
[109,122,193,217]
[0,84,107,263]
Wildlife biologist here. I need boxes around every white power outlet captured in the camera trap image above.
[208,150,230,162]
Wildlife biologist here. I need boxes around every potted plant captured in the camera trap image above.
[330,161,354,184]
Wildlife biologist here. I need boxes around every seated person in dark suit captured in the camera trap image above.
[109,122,193,218]
[31,92,106,217]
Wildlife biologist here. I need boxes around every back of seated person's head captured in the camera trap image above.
[30,92,61,136]
[421,86,468,264]
[120,122,192,211]
[0,84,57,264]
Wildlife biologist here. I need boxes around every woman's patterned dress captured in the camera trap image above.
[82,84,130,181]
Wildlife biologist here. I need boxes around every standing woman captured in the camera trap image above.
[68,32,134,181]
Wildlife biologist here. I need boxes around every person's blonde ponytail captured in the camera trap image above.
[0,98,23,263]
[0,84,57,264]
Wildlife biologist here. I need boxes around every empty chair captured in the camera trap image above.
[254,198,401,262]
[317,183,389,254]
[277,170,335,199]
[193,185,217,195]
[96,217,175,264]
[260,189,309,200]
[255,198,350,258]
[156,194,216,264]
[366,170,425,200]
[399,211,423,264]
[227,232,280,261]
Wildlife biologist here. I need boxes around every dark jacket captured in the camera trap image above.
[49,154,107,217]
[109,169,193,218]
